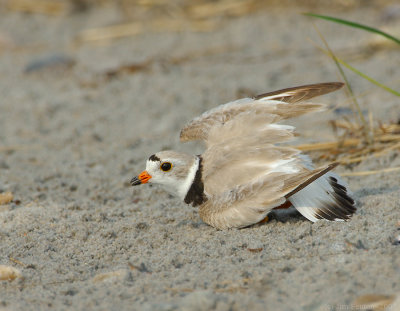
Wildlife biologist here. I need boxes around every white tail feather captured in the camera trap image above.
[288,172,355,222]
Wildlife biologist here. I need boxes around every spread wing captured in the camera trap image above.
[179,82,344,229]
[180,82,343,142]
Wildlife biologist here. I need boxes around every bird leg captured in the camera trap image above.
[258,201,293,224]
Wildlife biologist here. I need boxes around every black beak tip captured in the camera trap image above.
[130,176,141,186]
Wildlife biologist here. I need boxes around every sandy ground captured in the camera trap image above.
[0,1,399,310]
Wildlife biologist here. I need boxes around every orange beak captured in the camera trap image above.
[130,170,152,186]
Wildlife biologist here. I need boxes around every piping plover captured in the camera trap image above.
[131,82,356,229]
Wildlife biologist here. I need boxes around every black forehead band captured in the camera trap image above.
[149,154,161,162]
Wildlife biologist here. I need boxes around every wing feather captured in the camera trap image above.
[199,164,336,229]
[180,82,343,143]
[254,82,344,103]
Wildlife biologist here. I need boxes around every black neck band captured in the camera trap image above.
[184,156,207,207]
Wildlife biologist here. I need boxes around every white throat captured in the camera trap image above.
[177,156,200,200]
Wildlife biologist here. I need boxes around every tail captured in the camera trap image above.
[288,172,356,222]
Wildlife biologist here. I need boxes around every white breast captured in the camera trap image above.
[177,156,200,200]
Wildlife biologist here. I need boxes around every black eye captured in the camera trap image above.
[160,162,172,172]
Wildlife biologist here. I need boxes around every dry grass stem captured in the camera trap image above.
[8,257,26,267]
[294,119,400,168]
[186,0,258,19]
[341,166,400,177]
[7,0,68,15]
[75,20,219,43]
[76,23,143,43]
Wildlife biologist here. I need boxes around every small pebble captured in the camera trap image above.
[24,54,75,73]
[0,265,22,281]
[0,192,13,205]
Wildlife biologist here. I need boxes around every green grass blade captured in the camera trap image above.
[313,38,400,97]
[304,13,400,45]
[333,56,400,97]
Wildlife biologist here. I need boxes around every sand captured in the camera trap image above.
[0,1,399,310]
